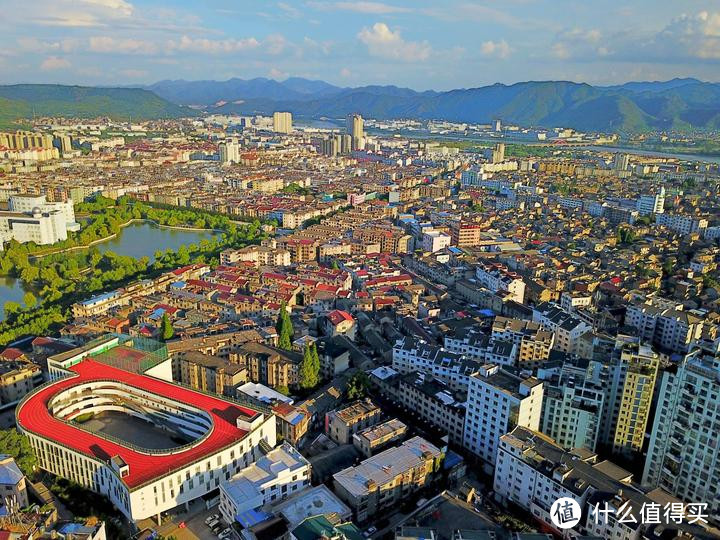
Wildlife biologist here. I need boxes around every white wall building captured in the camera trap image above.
[219,442,310,526]
[462,364,543,471]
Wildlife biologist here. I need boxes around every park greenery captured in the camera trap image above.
[275,302,294,350]
[0,429,37,477]
[0,196,266,346]
[299,342,320,389]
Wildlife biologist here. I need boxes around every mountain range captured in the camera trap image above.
[0,84,194,127]
[145,76,717,133]
[1,77,720,133]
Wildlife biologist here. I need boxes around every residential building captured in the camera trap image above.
[599,340,660,459]
[219,442,310,526]
[421,230,451,253]
[326,399,383,445]
[0,455,29,510]
[273,112,293,134]
[494,427,709,540]
[392,336,482,392]
[625,297,705,354]
[636,187,665,215]
[532,302,592,355]
[179,351,247,397]
[537,358,605,451]
[642,342,720,519]
[656,212,708,235]
[462,365,543,470]
[352,418,407,457]
[475,262,526,303]
[333,436,442,522]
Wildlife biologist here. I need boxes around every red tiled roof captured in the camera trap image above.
[0,347,24,360]
[17,359,258,490]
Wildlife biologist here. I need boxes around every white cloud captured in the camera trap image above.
[264,34,287,55]
[167,35,260,54]
[89,36,156,54]
[40,56,71,70]
[358,22,431,62]
[550,11,720,63]
[79,0,133,16]
[309,2,411,14]
[277,2,301,18]
[268,67,288,79]
[480,40,511,59]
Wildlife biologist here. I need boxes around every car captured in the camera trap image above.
[211,522,224,534]
[207,519,220,529]
[363,526,377,538]
[218,528,233,539]
[205,514,220,525]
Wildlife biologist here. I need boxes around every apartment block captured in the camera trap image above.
[333,436,442,522]
[532,302,592,355]
[219,442,311,526]
[179,351,247,397]
[642,343,720,520]
[462,365,543,470]
[494,427,709,540]
[352,418,407,457]
[326,399,383,444]
[537,358,605,451]
[392,336,482,392]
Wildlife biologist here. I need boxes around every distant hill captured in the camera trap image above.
[0,84,195,125]
[141,77,720,133]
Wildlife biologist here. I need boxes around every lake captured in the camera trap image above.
[0,277,32,321]
[0,221,220,322]
[96,221,220,260]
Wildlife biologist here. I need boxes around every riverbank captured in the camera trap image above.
[30,219,223,260]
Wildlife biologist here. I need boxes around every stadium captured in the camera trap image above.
[16,336,277,523]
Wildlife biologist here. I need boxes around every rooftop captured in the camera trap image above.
[333,436,441,498]
[16,358,261,490]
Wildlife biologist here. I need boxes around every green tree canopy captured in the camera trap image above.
[346,371,370,400]
[299,342,320,390]
[160,313,174,341]
[275,303,294,350]
[0,429,37,477]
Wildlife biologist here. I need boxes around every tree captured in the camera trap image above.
[347,371,370,400]
[275,302,294,350]
[299,343,320,389]
[4,301,21,317]
[23,291,37,308]
[160,313,174,341]
[0,429,37,477]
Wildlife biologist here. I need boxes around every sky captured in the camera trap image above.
[1,0,720,90]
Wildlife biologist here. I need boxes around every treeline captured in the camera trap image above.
[0,198,266,345]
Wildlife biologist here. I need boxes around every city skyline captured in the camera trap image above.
[2,0,720,89]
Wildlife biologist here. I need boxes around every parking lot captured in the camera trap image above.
[137,501,233,540]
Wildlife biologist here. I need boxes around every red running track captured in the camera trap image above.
[16,359,257,489]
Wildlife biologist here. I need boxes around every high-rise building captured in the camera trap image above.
[599,339,660,459]
[537,358,605,452]
[346,113,364,150]
[462,364,543,471]
[493,119,502,132]
[613,152,630,171]
[636,187,665,215]
[219,137,240,164]
[272,111,293,134]
[642,342,720,518]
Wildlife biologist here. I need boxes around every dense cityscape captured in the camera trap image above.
[3,2,720,540]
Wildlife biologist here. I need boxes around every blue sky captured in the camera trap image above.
[1,0,719,89]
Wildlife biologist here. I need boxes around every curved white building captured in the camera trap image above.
[16,358,276,523]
